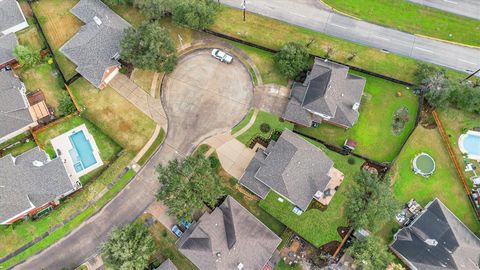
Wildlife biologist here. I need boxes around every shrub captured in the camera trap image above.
[13,45,41,68]
[208,155,220,171]
[58,91,77,116]
[274,42,310,79]
[347,157,356,165]
[260,123,271,133]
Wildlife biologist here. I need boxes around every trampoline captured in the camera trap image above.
[412,153,436,177]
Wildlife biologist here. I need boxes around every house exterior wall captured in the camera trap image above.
[100,65,120,89]
[1,202,55,225]
[0,58,17,69]
[1,21,28,36]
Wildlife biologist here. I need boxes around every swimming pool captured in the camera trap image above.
[69,130,97,173]
[459,131,480,161]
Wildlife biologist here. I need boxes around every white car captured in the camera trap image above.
[211,49,233,64]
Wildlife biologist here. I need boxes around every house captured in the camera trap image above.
[59,0,130,89]
[0,71,37,143]
[283,58,366,128]
[0,147,81,225]
[0,0,28,36]
[155,259,177,270]
[240,129,344,211]
[177,196,281,270]
[0,33,18,69]
[390,198,480,270]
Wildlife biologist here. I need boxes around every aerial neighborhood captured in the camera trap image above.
[0,0,479,269]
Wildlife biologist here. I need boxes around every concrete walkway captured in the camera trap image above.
[232,109,258,137]
[109,74,167,127]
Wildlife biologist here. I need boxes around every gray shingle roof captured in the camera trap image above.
[59,0,130,87]
[390,198,480,270]
[0,33,17,65]
[240,129,334,210]
[283,58,365,128]
[0,71,34,139]
[155,259,177,270]
[177,196,281,270]
[0,147,76,224]
[0,0,26,34]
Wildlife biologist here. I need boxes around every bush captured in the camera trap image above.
[348,157,356,165]
[260,123,271,133]
[58,91,77,116]
[208,155,220,171]
[13,45,41,68]
[274,42,310,79]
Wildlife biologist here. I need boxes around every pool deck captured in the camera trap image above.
[458,130,480,162]
[51,124,103,182]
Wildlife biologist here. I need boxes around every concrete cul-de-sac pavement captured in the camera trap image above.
[14,49,254,270]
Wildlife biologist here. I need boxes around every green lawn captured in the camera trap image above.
[70,78,156,152]
[0,165,136,268]
[137,128,166,166]
[231,109,254,135]
[236,111,294,145]
[132,69,156,93]
[275,260,303,270]
[16,63,65,113]
[295,71,419,163]
[210,7,467,84]
[228,41,288,86]
[31,0,81,80]
[389,126,480,236]
[36,115,121,162]
[17,1,45,51]
[437,107,480,188]
[259,138,363,247]
[322,0,480,47]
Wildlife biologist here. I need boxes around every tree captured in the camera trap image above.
[121,22,177,72]
[415,63,452,108]
[101,223,155,270]
[274,42,310,79]
[171,0,219,30]
[13,45,41,68]
[450,82,480,114]
[345,170,398,232]
[134,0,172,20]
[58,91,76,116]
[156,155,225,220]
[348,236,394,270]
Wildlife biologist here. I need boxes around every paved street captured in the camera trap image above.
[408,0,480,20]
[13,50,253,270]
[222,0,480,74]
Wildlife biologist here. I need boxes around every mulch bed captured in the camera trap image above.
[337,226,350,239]
[318,241,340,255]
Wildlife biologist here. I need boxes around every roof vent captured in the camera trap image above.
[93,16,102,26]
[32,160,44,167]
[352,102,360,110]
[216,252,221,257]
[425,239,438,246]
[237,263,244,269]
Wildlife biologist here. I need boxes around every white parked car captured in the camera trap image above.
[211,49,233,64]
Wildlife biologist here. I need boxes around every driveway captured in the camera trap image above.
[221,0,480,74]
[13,49,253,269]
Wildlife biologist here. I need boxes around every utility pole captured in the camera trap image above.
[463,68,480,82]
[241,0,247,22]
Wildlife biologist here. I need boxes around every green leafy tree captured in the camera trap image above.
[13,45,41,68]
[156,155,225,220]
[121,22,177,72]
[274,42,310,79]
[134,0,172,20]
[171,0,219,30]
[346,170,398,232]
[348,236,394,270]
[101,223,155,270]
[450,82,480,114]
[415,63,452,108]
[58,91,76,116]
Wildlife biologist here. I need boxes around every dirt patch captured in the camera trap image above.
[392,107,410,135]
[318,240,340,255]
[337,227,350,239]
[420,103,436,129]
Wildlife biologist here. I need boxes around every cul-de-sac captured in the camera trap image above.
[1,0,479,269]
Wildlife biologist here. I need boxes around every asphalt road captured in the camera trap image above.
[222,0,480,75]
[408,0,480,20]
[13,50,253,270]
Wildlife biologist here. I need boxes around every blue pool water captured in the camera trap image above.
[463,134,480,156]
[69,131,97,172]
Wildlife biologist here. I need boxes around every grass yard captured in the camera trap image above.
[132,69,156,93]
[137,128,166,166]
[322,0,480,47]
[0,163,136,268]
[31,0,81,80]
[210,7,467,84]
[70,78,156,152]
[228,41,288,86]
[16,63,65,112]
[17,1,45,51]
[236,111,294,145]
[36,115,121,162]
[389,126,480,235]
[142,214,197,270]
[437,107,480,188]
[231,109,254,135]
[259,138,363,247]
[295,71,419,163]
